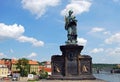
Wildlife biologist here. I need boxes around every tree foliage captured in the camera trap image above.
[92,64,117,70]
[31,71,37,75]
[16,58,29,77]
[39,69,48,79]
[38,61,47,66]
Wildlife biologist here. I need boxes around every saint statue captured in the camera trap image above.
[65,10,77,44]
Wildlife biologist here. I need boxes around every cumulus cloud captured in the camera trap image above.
[17,36,44,47]
[27,52,37,58]
[105,32,120,44]
[90,27,105,33]
[21,0,60,19]
[77,37,87,46]
[89,27,111,37]
[90,48,104,54]
[103,31,111,35]
[61,0,92,16]
[105,47,120,55]
[0,23,44,47]
[0,23,24,39]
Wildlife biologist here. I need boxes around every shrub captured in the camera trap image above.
[39,70,48,79]
[31,71,37,75]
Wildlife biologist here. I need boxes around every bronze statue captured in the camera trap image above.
[65,10,77,44]
[50,10,95,80]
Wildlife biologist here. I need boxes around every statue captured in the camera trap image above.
[50,10,96,80]
[65,10,77,45]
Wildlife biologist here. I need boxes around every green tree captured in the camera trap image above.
[16,58,30,77]
[39,69,48,79]
[31,71,37,75]
[39,61,47,66]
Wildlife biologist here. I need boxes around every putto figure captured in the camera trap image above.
[65,10,77,44]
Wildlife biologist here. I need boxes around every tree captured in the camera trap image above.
[16,58,30,77]
[39,61,47,66]
[39,69,48,79]
[31,71,37,75]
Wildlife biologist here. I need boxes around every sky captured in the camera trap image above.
[0,0,120,64]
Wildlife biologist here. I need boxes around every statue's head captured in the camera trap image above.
[69,10,73,15]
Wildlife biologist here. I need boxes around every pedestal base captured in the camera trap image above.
[50,75,96,80]
[50,45,95,80]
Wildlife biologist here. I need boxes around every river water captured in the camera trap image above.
[94,73,120,82]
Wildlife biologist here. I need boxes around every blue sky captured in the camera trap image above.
[0,0,120,63]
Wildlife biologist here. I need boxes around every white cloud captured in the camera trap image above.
[105,47,120,55]
[21,0,60,19]
[105,32,120,44]
[90,27,105,33]
[61,0,92,16]
[77,37,87,46]
[0,53,7,58]
[113,0,120,2]
[28,52,37,58]
[0,23,44,47]
[103,31,111,35]
[90,48,104,54]
[17,36,44,47]
[0,23,24,39]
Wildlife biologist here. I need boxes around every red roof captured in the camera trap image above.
[39,66,51,72]
[45,61,51,65]
[0,60,5,65]
[11,59,18,64]
[29,60,38,65]
[11,59,38,65]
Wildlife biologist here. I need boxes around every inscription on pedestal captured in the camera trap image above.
[67,60,77,75]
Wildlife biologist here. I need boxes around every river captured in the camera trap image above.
[94,73,120,82]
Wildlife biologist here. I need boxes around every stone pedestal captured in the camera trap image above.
[50,45,95,80]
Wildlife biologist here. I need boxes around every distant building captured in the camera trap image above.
[11,59,20,73]
[0,65,9,77]
[0,59,11,70]
[0,59,51,76]
[0,60,5,65]
[29,60,39,75]
[44,61,51,68]
[4,59,11,70]
[39,61,51,75]
[39,66,51,75]
[0,59,11,76]
[11,59,39,74]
